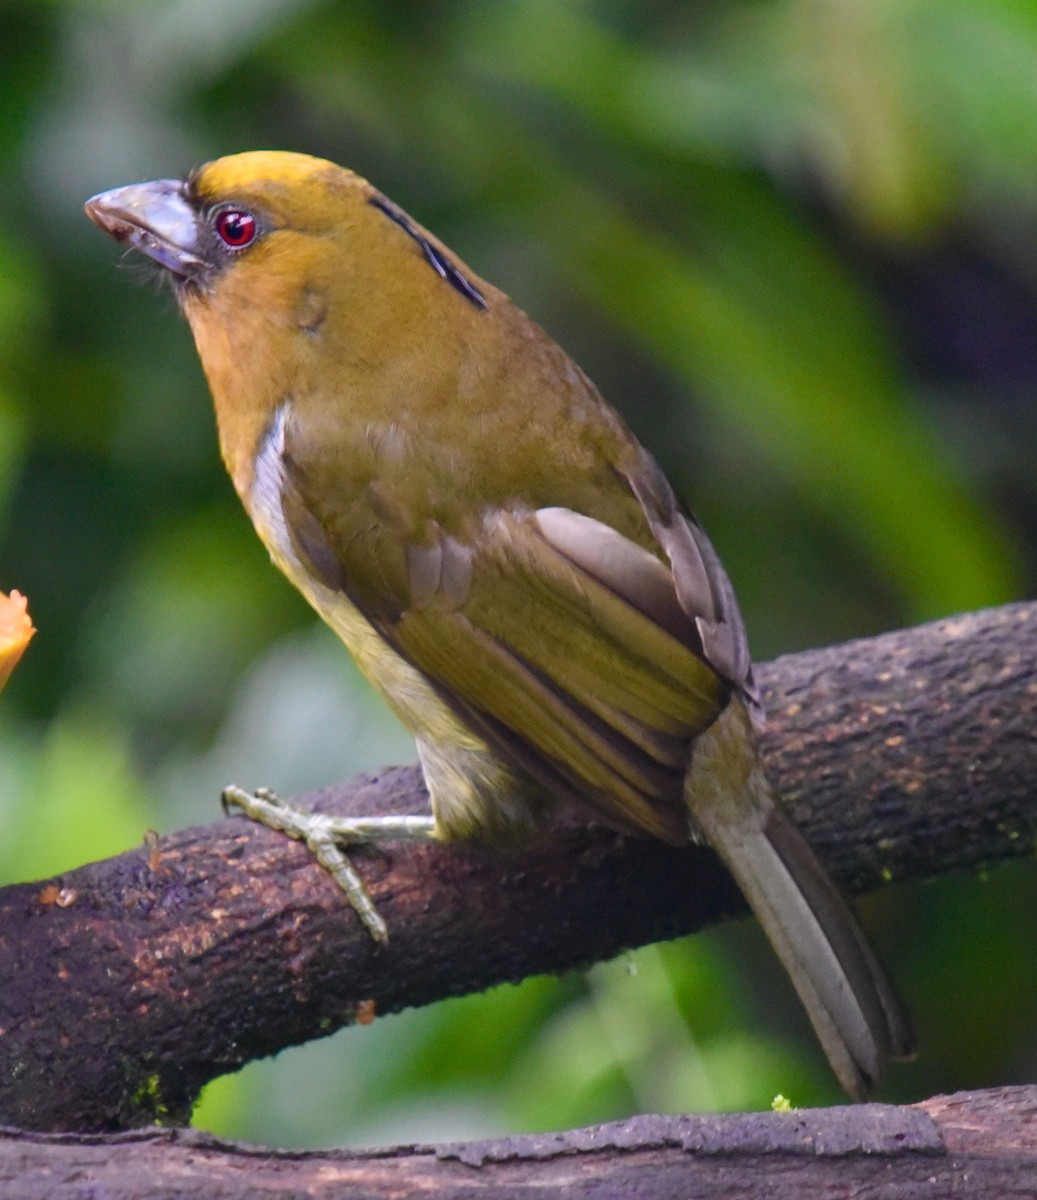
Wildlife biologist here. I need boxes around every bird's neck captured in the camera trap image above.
[182,293,299,504]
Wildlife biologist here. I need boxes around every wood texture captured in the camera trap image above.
[3,1086,1037,1199]
[1,602,1035,1132]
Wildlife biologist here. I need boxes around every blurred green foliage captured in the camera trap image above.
[1,0,1036,1147]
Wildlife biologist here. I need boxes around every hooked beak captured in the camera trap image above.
[85,179,205,278]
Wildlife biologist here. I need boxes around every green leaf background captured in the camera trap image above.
[1,0,1035,1144]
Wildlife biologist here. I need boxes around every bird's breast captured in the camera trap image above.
[247,400,481,748]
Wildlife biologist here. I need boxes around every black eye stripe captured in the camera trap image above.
[369,197,486,311]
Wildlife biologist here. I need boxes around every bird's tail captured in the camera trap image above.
[686,697,914,1100]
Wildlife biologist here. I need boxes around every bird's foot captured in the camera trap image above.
[221,785,437,944]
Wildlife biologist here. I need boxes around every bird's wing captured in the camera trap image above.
[278,429,747,843]
[618,445,758,713]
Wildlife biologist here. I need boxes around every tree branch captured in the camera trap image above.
[4,1086,1037,1198]
[1,602,1035,1131]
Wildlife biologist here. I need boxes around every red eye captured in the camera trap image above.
[214,209,257,249]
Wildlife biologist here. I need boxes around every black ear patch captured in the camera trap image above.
[369,196,487,311]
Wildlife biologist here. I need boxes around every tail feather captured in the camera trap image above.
[763,805,915,1064]
[687,698,914,1100]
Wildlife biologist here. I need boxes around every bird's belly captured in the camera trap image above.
[259,504,482,747]
[245,407,549,841]
[265,536,548,840]
[244,403,471,742]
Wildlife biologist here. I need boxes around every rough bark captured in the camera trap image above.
[2,1085,1037,1199]
[1,602,1035,1132]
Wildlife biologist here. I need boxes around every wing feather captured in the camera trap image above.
[623,446,758,711]
[277,422,742,841]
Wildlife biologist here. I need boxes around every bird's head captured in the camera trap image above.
[85,151,388,299]
[85,151,493,494]
[85,149,487,325]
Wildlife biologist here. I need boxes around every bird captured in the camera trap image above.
[85,150,914,1099]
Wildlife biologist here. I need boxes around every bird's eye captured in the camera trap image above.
[214,209,257,249]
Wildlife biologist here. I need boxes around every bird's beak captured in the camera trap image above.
[85,180,206,277]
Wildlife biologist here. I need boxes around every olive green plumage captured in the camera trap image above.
[86,151,913,1098]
